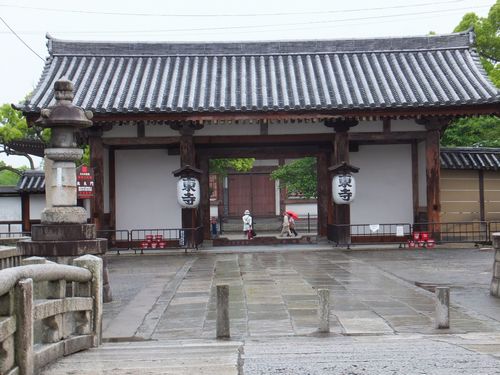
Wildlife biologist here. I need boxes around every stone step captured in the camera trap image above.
[41,340,242,375]
[213,235,317,246]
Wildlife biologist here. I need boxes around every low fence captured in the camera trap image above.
[0,255,102,375]
[328,221,495,247]
[0,246,24,270]
[129,226,204,253]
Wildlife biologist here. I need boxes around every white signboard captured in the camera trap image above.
[332,174,356,205]
[177,177,200,208]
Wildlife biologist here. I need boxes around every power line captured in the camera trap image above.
[0,0,466,18]
[0,16,44,61]
[4,4,487,36]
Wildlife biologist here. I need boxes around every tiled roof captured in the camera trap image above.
[21,31,499,116]
[441,148,500,171]
[16,170,45,193]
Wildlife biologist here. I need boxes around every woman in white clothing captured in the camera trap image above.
[242,209,253,240]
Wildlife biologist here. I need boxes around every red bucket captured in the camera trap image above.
[140,241,150,249]
[158,241,166,249]
[150,242,158,249]
[145,234,154,242]
[408,240,416,248]
[420,232,429,241]
[155,234,163,241]
[426,239,436,248]
[413,232,420,241]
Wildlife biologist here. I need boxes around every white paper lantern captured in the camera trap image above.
[332,174,356,204]
[177,177,200,208]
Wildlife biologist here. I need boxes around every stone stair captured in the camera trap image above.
[41,339,242,375]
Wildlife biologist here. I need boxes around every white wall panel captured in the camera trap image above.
[115,150,181,230]
[418,141,427,207]
[196,123,260,136]
[350,144,413,224]
[102,124,136,138]
[103,149,109,213]
[29,195,45,220]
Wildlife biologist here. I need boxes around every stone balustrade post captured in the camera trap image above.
[216,284,230,339]
[73,255,103,346]
[318,289,330,333]
[490,233,500,297]
[435,287,450,329]
[15,278,34,375]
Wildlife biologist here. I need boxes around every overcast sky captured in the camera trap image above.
[0,0,494,167]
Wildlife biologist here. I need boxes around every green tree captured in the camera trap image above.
[0,104,49,181]
[442,1,500,147]
[209,158,255,175]
[270,157,317,198]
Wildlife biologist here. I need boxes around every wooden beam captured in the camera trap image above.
[77,103,500,125]
[102,137,179,146]
[383,118,391,133]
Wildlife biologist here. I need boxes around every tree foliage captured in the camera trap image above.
[270,157,317,198]
[0,104,49,178]
[442,1,500,147]
[209,158,255,175]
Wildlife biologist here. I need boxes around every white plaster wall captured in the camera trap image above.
[285,202,317,216]
[29,195,45,220]
[0,196,21,221]
[210,205,218,218]
[418,141,427,207]
[350,144,413,224]
[146,125,178,137]
[349,121,383,133]
[115,150,181,230]
[102,124,137,138]
[253,159,279,166]
[268,122,331,135]
[391,119,424,132]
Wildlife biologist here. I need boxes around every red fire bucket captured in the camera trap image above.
[426,239,436,248]
[158,241,166,249]
[408,240,416,248]
[140,241,149,249]
[420,232,429,241]
[155,234,163,241]
[145,234,154,242]
[413,232,420,241]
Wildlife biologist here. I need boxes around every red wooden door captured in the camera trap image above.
[228,174,275,216]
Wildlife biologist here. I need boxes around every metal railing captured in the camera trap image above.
[130,226,204,253]
[328,223,412,247]
[96,230,130,254]
[412,221,489,244]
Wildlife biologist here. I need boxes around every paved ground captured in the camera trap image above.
[43,244,500,374]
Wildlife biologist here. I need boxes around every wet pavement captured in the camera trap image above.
[42,244,500,374]
[102,246,500,340]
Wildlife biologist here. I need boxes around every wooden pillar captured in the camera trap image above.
[89,132,104,230]
[199,155,211,240]
[278,158,286,215]
[171,122,203,230]
[417,118,448,226]
[21,193,30,232]
[109,147,116,230]
[411,141,419,223]
[316,152,329,237]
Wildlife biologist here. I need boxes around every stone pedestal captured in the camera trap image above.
[490,233,500,297]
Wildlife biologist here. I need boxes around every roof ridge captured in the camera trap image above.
[46,31,473,57]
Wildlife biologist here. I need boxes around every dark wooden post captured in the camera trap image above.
[199,155,211,240]
[416,118,449,229]
[170,122,203,230]
[324,119,358,243]
[316,152,329,237]
[89,130,104,230]
[109,147,116,230]
[21,193,30,232]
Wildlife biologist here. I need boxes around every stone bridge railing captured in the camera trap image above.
[0,255,102,375]
[0,246,24,270]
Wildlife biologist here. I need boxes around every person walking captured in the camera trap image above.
[242,209,254,240]
[280,211,292,237]
[289,216,298,237]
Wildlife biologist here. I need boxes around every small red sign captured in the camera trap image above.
[76,165,94,199]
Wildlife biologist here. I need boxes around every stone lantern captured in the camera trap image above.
[35,79,93,224]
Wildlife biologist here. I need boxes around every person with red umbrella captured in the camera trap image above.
[286,210,299,237]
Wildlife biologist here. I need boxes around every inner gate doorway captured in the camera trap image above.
[228,173,276,217]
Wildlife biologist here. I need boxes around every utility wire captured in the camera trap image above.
[0,16,44,61]
[0,0,466,18]
[7,4,486,36]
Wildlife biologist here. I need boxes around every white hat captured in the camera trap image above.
[244,210,250,215]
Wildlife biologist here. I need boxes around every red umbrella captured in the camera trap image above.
[286,210,299,220]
